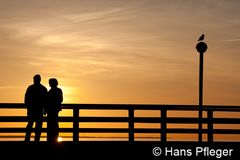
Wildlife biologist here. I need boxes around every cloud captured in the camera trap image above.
[224,39,240,42]
[62,8,128,23]
[0,86,24,90]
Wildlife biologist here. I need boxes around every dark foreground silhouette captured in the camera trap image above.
[46,78,63,143]
[25,75,63,143]
[25,74,47,141]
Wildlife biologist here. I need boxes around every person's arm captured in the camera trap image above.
[60,89,63,104]
[24,86,31,116]
[58,89,63,111]
[24,87,30,106]
[43,88,48,115]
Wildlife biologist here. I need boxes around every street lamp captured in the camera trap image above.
[196,39,208,142]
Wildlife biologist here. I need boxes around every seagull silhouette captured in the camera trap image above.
[198,34,204,41]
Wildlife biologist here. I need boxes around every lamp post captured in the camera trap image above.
[196,41,208,142]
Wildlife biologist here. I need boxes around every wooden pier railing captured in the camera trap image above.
[0,103,240,142]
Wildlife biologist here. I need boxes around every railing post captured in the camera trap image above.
[161,109,167,142]
[207,110,213,142]
[73,107,79,142]
[128,107,134,142]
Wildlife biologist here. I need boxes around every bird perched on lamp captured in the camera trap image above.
[198,34,205,41]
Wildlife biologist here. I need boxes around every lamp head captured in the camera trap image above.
[196,42,208,53]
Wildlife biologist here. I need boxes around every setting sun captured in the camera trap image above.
[58,137,63,142]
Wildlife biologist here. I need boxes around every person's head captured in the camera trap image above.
[49,78,58,88]
[33,74,41,84]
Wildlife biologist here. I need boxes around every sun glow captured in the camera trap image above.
[58,137,63,142]
[57,85,79,103]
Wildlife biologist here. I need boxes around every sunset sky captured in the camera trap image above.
[0,0,240,105]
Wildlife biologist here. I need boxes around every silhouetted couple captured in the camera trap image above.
[24,74,63,143]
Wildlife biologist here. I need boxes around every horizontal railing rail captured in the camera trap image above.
[0,103,240,142]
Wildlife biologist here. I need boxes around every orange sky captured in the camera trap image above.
[0,0,240,105]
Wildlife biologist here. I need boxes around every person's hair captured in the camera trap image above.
[33,74,41,84]
[49,78,58,87]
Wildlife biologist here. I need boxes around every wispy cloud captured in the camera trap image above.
[224,38,240,42]
[0,86,24,90]
[63,8,128,23]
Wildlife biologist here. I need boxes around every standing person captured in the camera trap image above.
[25,74,47,142]
[46,78,63,143]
